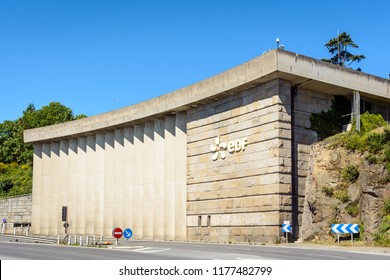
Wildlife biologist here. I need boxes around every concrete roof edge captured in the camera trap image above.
[24,50,279,143]
[24,49,390,143]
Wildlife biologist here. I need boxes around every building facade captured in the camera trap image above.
[24,49,390,243]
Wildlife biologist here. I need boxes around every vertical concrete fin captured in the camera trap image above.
[175,112,187,240]
[154,119,165,240]
[164,116,175,240]
[123,127,134,231]
[133,124,144,238]
[103,131,115,236]
[41,143,51,235]
[49,142,60,235]
[77,137,87,235]
[86,136,96,235]
[143,122,154,239]
[113,129,125,230]
[95,133,105,236]
[31,144,43,235]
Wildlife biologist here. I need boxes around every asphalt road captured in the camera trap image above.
[1,236,390,260]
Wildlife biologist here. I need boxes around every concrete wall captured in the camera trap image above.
[186,79,293,243]
[0,194,32,234]
[31,113,187,240]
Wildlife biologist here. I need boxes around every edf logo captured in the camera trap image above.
[210,136,249,161]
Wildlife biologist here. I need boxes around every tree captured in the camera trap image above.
[0,102,86,197]
[0,102,86,165]
[322,32,366,70]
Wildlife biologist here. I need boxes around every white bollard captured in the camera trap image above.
[74,235,77,244]
[93,236,96,245]
[80,236,83,246]
[13,227,16,235]
[57,235,60,244]
[86,236,89,245]
[25,225,29,236]
[1,223,4,234]
[100,236,103,243]
[68,235,71,245]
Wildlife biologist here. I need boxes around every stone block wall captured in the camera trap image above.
[186,79,293,243]
[292,87,333,238]
[0,194,32,234]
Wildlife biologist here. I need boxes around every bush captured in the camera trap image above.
[0,163,32,198]
[384,199,390,216]
[366,132,386,153]
[360,112,386,133]
[373,215,390,246]
[346,201,359,217]
[322,186,334,197]
[342,165,359,183]
[366,154,378,165]
[384,148,390,163]
[334,189,350,202]
[343,132,365,151]
[310,96,349,140]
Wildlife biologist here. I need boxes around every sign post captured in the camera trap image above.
[112,227,123,245]
[282,221,292,243]
[123,228,133,245]
[331,224,359,243]
[62,206,68,235]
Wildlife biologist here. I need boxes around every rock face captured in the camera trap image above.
[302,142,390,242]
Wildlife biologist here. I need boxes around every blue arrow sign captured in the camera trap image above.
[331,224,359,234]
[282,224,291,233]
[123,228,133,239]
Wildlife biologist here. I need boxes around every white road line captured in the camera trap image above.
[133,247,171,254]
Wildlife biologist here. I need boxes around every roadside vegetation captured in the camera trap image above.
[0,102,86,198]
[313,111,390,245]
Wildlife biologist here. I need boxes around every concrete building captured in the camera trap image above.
[24,49,390,243]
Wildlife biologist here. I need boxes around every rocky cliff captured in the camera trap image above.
[302,141,390,243]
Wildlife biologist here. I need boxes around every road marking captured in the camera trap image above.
[133,247,171,254]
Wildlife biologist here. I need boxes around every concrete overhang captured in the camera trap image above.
[24,49,390,143]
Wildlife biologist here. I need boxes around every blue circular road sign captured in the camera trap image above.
[123,228,133,239]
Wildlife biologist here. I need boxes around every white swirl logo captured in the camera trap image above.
[210,136,248,161]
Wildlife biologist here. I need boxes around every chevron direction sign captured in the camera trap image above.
[282,224,292,233]
[331,224,359,234]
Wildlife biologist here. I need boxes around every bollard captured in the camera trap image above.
[14,227,16,235]
[68,235,71,245]
[80,236,83,246]
[1,223,4,234]
[26,225,29,236]
[74,235,77,244]
[100,236,103,243]
[86,236,89,245]
[57,235,60,244]
[93,235,96,245]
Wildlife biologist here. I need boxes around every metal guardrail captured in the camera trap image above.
[0,234,57,244]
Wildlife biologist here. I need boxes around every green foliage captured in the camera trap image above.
[345,201,359,217]
[360,112,386,133]
[322,186,334,197]
[342,165,359,183]
[384,198,390,216]
[331,113,390,160]
[384,148,390,162]
[373,215,390,246]
[365,154,378,165]
[0,163,32,197]
[0,102,86,165]
[322,32,366,70]
[333,189,350,203]
[310,96,349,140]
[0,102,85,197]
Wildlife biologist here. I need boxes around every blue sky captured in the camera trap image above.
[0,0,389,123]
